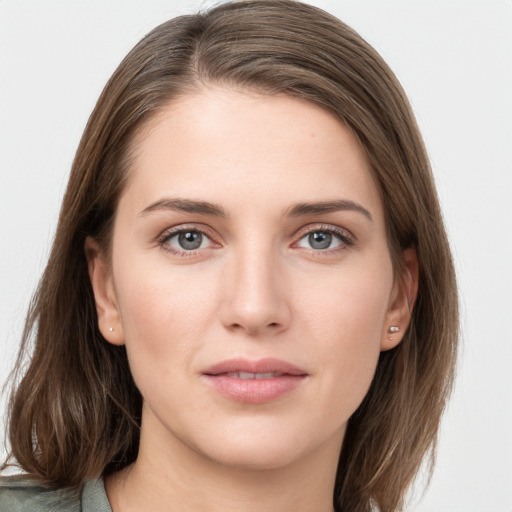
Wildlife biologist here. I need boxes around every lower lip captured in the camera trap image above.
[202,375,306,404]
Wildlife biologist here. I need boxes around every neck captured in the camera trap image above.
[106,409,342,512]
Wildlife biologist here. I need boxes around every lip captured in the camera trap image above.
[202,357,308,404]
[204,357,307,376]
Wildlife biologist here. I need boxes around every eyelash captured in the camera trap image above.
[157,223,354,257]
[293,224,354,254]
[157,225,219,257]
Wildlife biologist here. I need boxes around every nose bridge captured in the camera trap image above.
[220,237,290,335]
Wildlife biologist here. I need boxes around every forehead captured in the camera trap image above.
[121,87,384,222]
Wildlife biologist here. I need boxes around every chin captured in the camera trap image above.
[188,418,345,472]
[205,441,307,471]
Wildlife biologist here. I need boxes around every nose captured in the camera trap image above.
[219,246,291,336]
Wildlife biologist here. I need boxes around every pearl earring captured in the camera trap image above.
[109,327,113,332]
[388,326,400,333]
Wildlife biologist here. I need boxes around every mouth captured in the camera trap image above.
[223,371,287,379]
[202,358,308,404]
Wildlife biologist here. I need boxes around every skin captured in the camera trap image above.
[87,87,417,512]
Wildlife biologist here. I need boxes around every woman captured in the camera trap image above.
[0,1,458,511]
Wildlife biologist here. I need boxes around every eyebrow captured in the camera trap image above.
[284,200,373,221]
[139,198,227,218]
[139,197,372,222]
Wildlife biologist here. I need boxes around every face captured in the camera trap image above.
[89,87,411,472]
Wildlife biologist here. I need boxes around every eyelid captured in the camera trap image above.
[157,224,221,255]
[291,223,355,250]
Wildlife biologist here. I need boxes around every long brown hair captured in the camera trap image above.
[3,1,458,510]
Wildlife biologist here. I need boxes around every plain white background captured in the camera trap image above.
[1,1,511,510]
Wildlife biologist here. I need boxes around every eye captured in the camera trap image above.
[160,228,217,254]
[294,227,352,251]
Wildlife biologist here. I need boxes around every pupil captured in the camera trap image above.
[309,231,332,250]
[178,231,202,250]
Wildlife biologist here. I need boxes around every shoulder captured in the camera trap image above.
[0,475,81,512]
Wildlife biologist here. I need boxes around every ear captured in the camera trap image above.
[380,247,419,351]
[85,237,125,345]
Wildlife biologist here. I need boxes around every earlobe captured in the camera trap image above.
[85,237,125,346]
[381,247,419,351]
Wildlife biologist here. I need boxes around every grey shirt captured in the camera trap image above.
[0,476,112,512]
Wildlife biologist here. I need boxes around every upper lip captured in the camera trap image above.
[203,357,308,376]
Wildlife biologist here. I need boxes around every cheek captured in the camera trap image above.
[298,258,392,343]
[113,257,218,381]
[295,260,392,410]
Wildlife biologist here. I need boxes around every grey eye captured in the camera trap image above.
[296,230,344,251]
[308,231,332,250]
[163,230,213,252]
[177,231,203,250]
